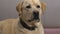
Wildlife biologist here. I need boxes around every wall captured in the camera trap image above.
[0,0,18,20]
[42,0,60,28]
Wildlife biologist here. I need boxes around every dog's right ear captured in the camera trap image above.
[16,3,20,12]
[16,0,24,13]
[16,0,24,16]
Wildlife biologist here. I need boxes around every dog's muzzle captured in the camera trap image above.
[33,11,39,20]
[28,11,40,22]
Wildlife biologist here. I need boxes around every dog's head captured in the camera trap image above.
[16,0,46,26]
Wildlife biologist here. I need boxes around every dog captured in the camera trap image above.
[0,0,46,34]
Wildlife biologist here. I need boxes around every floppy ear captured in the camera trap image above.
[41,2,46,14]
[16,0,24,16]
[16,3,20,12]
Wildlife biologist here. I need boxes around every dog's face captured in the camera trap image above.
[16,0,46,26]
[22,0,41,22]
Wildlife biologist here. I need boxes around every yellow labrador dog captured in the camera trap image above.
[0,0,46,34]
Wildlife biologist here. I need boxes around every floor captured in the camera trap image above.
[45,28,60,34]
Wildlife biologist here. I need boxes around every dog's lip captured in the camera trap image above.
[28,18,40,22]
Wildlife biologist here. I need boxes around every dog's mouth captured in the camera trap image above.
[28,11,40,22]
[28,17,40,22]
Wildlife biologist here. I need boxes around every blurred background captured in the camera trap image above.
[0,0,60,28]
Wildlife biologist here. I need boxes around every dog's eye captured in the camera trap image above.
[36,5,40,8]
[26,5,31,9]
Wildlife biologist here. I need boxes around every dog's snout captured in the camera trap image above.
[33,11,39,16]
[33,11,39,20]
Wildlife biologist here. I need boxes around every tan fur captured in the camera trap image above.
[0,0,46,34]
[41,2,46,14]
[0,18,44,34]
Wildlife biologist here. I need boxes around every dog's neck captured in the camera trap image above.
[19,18,37,31]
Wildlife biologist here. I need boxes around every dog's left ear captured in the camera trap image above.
[41,2,46,14]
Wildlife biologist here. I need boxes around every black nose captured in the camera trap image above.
[33,11,39,20]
